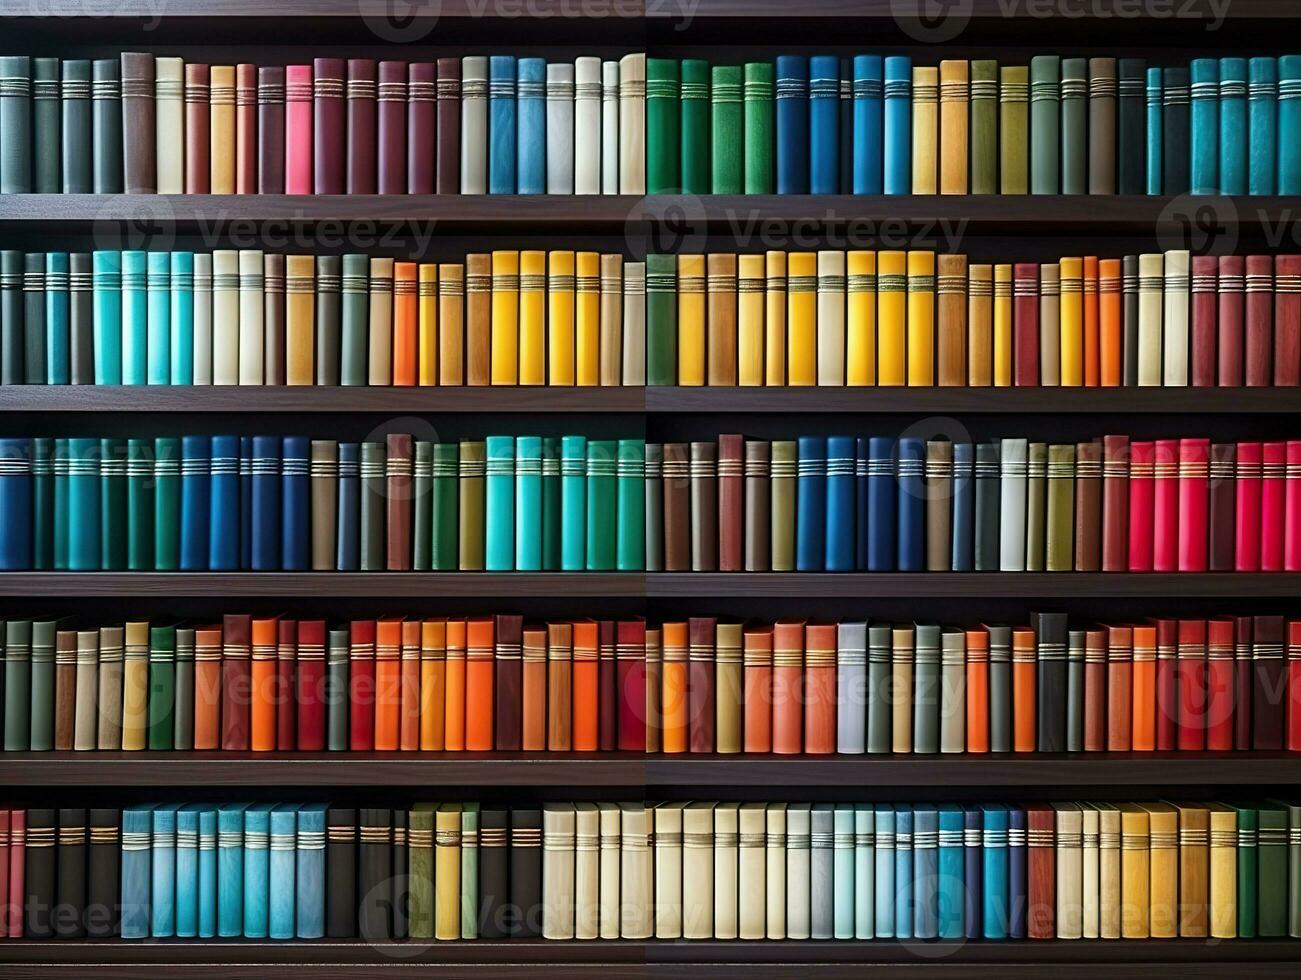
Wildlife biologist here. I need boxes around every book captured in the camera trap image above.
[711,65,742,194]
[911,66,937,194]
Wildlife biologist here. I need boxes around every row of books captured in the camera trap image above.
[646,54,1301,196]
[2,613,1297,756]
[0,53,647,196]
[2,432,1299,574]
[6,248,1301,389]
[2,799,1299,941]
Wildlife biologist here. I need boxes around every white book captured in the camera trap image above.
[367,257,394,385]
[619,803,652,939]
[1039,263,1060,386]
[192,252,213,385]
[237,249,264,385]
[713,803,739,940]
[1137,252,1164,386]
[621,260,646,384]
[1082,804,1100,939]
[1162,248,1190,385]
[618,53,645,194]
[682,802,714,939]
[737,803,766,940]
[601,60,619,194]
[211,250,239,385]
[545,63,575,194]
[574,56,602,195]
[155,57,184,194]
[653,802,684,938]
[998,437,1029,571]
[573,802,599,940]
[597,803,621,940]
[765,803,786,940]
[854,805,875,939]
[460,56,488,195]
[939,628,966,753]
[816,250,846,385]
[833,806,856,939]
[786,802,811,940]
[542,804,575,940]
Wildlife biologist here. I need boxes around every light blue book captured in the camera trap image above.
[893,805,913,940]
[92,250,122,384]
[832,805,856,939]
[176,805,202,937]
[981,804,1009,940]
[851,55,883,195]
[882,56,911,195]
[242,803,274,938]
[873,806,894,938]
[514,435,542,570]
[150,803,181,936]
[912,804,937,939]
[937,805,965,939]
[516,58,545,194]
[146,251,171,384]
[854,805,874,939]
[169,251,194,384]
[835,622,867,754]
[120,804,155,939]
[484,435,515,571]
[296,804,328,939]
[269,803,299,940]
[44,251,70,384]
[198,807,218,937]
[217,803,249,938]
[121,249,147,384]
[489,56,518,194]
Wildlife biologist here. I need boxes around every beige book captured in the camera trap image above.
[619,804,653,939]
[367,256,394,385]
[891,626,914,753]
[1137,253,1164,386]
[119,621,149,751]
[237,249,265,385]
[816,250,846,385]
[542,804,576,940]
[1097,802,1121,939]
[211,250,240,385]
[1038,263,1060,386]
[1082,805,1100,938]
[94,625,124,750]
[1054,802,1083,938]
[785,802,812,940]
[714,623,743,754]
[765,803,787,939]
[155,57,184,193]
[574,802,600,940]
[713,803,739,939]
[683,802,715,939]
[1207,803,1237,938]
[738,802,767,940]
[599,254,623,386]
[209,65,235,193]
[653,802,684,938]
[597,803,621,939]
[621,261,646,385]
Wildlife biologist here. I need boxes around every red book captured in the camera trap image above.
[257,66,285,194]
[1209,443,1237,571]
[1026,804,1056,940]
[718,433,744,571]
[407,62,435,194]
[1252,614,1285,749]
[5,809,22,937]
[615,619,647,751]
[1153,617,1178,752]
[1152,439,1179,573]
[235,63,256,194]
[1217,255,1245,385]
[1177,437,1209,572]
[1262,441,1286,571]
[1235,441,1263,570]
[493,614,524,752]
[687,616,716,753]
[284,65,313,195]
[295,619,326,751]
[598,619,617,751]
[348,619,376,751]
[1083,628,1106,751]
[184,64,210,193]
[1102,435,1130,572]
[1176,619,1206,751]
[1233,615,1254,750]
[435,57,460,194]
[378,60,408,195]
[276,618,297,751]
[345,59,377,195]
[1205,618,1235,751]
[1274,254,1301,385]
[1190,254,1218,387]
[313,56,346,194]
[1288,620,1301,751]
[1127,440,1154,571]
[1245,254,1273,386]
[1013,262,1040,386]
[1288,441,1301,571]
[219,613,252,751]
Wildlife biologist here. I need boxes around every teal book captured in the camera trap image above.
[170,251,194,384]
[514,435,542,571]
[146,251,171,384]
[150,804,182,937]
[3,619,32,751]
[121,250,147,385]
[147,624,175,750]
[217,803,250,937]
[29,619,57,751]
[153,436,180,571]
[561,434,587,571]
[67,437,100,570]
[127,438,155,571]
[1060,58,1086,194]
[176,804,202,937]
[45,251,70,384]
[1029,56,1060,194]
[430,442,458,571]
[541,436,561,570]
[53,438,70,570]
[99,437,127,570]
[585,439,617,571]
[711,65,743,193]
[198,807,218,937]
[616,438,645,571]
[92,250,122,384]
[680,59,711,195]
[645,254,677,386]
[32,437,53,570]
[484,435,515,572]
[412,441,433,570]
[268,804,299,940]
[242,803,274,939]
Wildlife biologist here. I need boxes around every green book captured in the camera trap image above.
[541,436,561,571]
[1060,57,1087,194]
[1236,805,1258,938]
[680,58,711,195]
[586,439,617,571]
[99,437,127,570]
[53,438,69,570]
[430,442,459,571]
[153,436,180,571]
[646,58,680,194]
[645,254,677,386]
[32,437,53,570]
[1285,801,1301,938]
[33,58,60,194]
[743,62,774,194]
[770,440,796,572]
[3,619,30,751]
[1045,443,1075,572]
[459,803,479,939]
[408,804,436,939]
[173,626,195,751]
[616,438,646,571]
[359,441,385,571]
[1029,55,1060,194]
[1024,442,1047,571]
[412,441,433,571]
[67,437,99,571]
[147,624,175,750]
[126,437,154,571]
[1258,801,1288,937]
[1000,66,1028,194]
[326,627,349,751]
[29,619,57,751]
[457,441,485,572]
[710,64,742,194]
[970,60,998,195]
[560,435,587,571]
[340,253,369,386]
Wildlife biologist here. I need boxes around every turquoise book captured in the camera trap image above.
[32,438,53,570]
[616,438,645,571]
[176,804,202,937]
[126,438,154,571]
[541,436,561,570]
[1280,55,1301,195]
[153,436,181,570]
[217,803,249,938]
[854,805,874,939]
[484,435,515,571]
[121,249,147,385]
[170,250,194,384]
[295,804,328,939]
[981,804,1009,940]
[269,803,299,940]
[151,803,181,937]
[1249,57,1277,195]
[146,250,171,384]
[560,434,586,571]
[1190,58,1219,195]
[100,437,127,570]
[120,804,155,940]
[198,807,218,937]
[242,803,274,939]
[45,251,70,384]
[937,805,964,939]
[514,435,542,571]
[1219,58,1248,195]
[67,437,100,570]
[92,250,122,384]
[873,806,894,937]
[1146,67,1163,193]
[585,439,616,571]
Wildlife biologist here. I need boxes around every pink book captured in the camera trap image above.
[1262,441,1286,571]
[1289,441,1301,571]
[285,65,313,195]
[1152,438,1180,573]
[1177,437,1210,572]
[1127,440,1155,572]
[1236,441,1263,571]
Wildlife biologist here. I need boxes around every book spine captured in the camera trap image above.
[1088,58,1117,194]
[1118,59,1145,194]
[377,60,406,194]
[344,59,377,194]
[1276,255,1301,385]
[646,58,679,193]
[1029,56,1060,194]
[775,56,809,193]
[121,53,155,193]
[1281,56,1301,194]
[601,61,619,194]
[283,65,312,194]
[1163,67,1191,193]
[1190,58,1220,194]
[618,53,645,194]
[1146,68,1163,193]
[1060,58,1086,194]
[1249,57,1277,194]
[405,63,434,194]
[312,57,345,193]
[742,61,775,194]
[542,62,573,195]
[574,57,601,195]
[435,58,461,194]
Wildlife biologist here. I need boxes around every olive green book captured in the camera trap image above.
[970,60,998,194]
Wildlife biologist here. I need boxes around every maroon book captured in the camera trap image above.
[598,620,617,752]
[345,59,377,195]
[378,61,407,195]
[1274,254,1301,386]
[1208,442,1237,571]
[1217,255,1244,386]
[718,433,744,572]
[184,64,211,194]
[407,62,436,194]
[1153,617,1178,751]
[1234,615,1253,750]
[257,66,285,194]
[1025,804,1056,940]
[220,613,252,751]
[1251,614,1285,750]
[1013,263,1040,386]
[1245,254,1274,387]
[493,614,524,751]
[1190,255,1218,387]
[313,57,346,194]
[1101,434,1129,572]
[687,616,716,753]
[435,57,460,194]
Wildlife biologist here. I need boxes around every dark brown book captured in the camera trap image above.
[688,616,716,753]
[690,440,718,571]
[385,433,413,571]
[120,52,155,193]
[1252,614,1284,749]
[358,808,392,940]
[598,619,617,751]
[465,253,491,385]
[346,58,377,195]
[1101,434,1129,572]
[1208,442,1237,571]
[184,63,210,193]
[407,62,435,194]
[718,433,744,572]
[662,442,690,572]
[493,614,524,751]
[925,440,953,571]
[1073,439,1102,571]
[55,808,86,938]
[256,66,285,194]
[378,60,407,195]
[220,613,252,751]
[86,807,120,938]
[235,63,257,194]
[435,58,460,194]
[743,438,770,572]
[54,629,77,751]
[313,57,346,194]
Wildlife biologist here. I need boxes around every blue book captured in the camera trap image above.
[1279,55,1301,195]
[31,437,51,570]
[217,803,249,938]
[120,804,154,939]
[170,251,194,384]
[146,251,171,384]
[45,251,70,384]
[809,55,839,194]
[1249,57,1278,195]
[516,58,545,195]
[795,435,826,572]
[281,435,310,570]
[893,805,913,939]
[485,435,515,571]
[242,803,273,938]
[832,805,855,939]
[895,437,924,572]
[150,803,181,936]
[883,56,911,195]
[336,442,360,571]
[824,435,854,571]
[240,436,253,569]
[176,804,203,937]
[1145,67,1163,193]
[1190,59,1219,195]
[981,804,1008,940]
[775,55,809,194]
[1218,59,1247,195]
[866,436,895,571]
[250,435,281,571]
[92,250,122,384]
[269,803,299,940]
[950,442,974,571]
[854,805,874,938]
[963,806,983,939]
[121,249,147,385]
[913,804,939,940]
[489,55,518,194]
[514,434,543,570]
[295,804,328,939]
[68,437,100,570]
[198,807,218,937]
[1007,806,1027,938]
[852,55,883,194]
[0,438,32,570]
[873,806,894,938]
[854,437,870,570]
[937,805,965,939]
[179,434,211,571]
[208,434,240,571]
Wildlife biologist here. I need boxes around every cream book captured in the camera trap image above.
[542,804,576,940]
[192,253,214,385]
[619,803,652,939]
[682,802,715,939]
[1054,802,1084,939]
[713,802,740,939]
[1137,253,1164,386]
[574,802,600,940]
[816,250,846,385]
[1162,249,1190,386]
[786,802,812,940]
[653,802,684,938]
[237,249,265,385]
[1082,804,1100,939]
[211,250,239,385]
[765,803,787,939]
[738,802,767,940]
[597,803,621,939]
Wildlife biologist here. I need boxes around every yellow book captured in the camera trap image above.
[600,254,623,386]
[1039,263,1061,386]
[764,251,787,385]
[1207,803,1237,939]
[1059,256,1084,386]
[1119,804,1150,938]
[490,250,519,385]
[548,251,576,385]
[816,250,845,386]
[707,253,737,386]
[1143,802,1177,938]
[967,263,993,386]
[368,256,394,385]
[576,251,601,386]
[120,621,150,751]
[285,254,315,386]
[846,250,876,386]
[209,66,235,194]
[435,803,462,940]
[737,254,765,386]
[418,263,438,386]
[437,263,463,386]
[906,250,935,386]
[877,250,907,386]
[993,263,1013,386]
[785,252,816,386]
[939,60,969,195]
[1175,802,1208,938]
[519,250,546,386]
[911,66,938,195]
[677,254,706,386]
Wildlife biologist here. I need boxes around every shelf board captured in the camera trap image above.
[649,0,1299,16]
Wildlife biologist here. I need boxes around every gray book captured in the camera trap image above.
[912,624,940,754]
[987,625,1012,753]
[29,619,57,751]
[359,441,385,571]
[1067,629,1086,753]
[326,627,349,751]
[173,626,195,751]
[866,624,891,754]
[835,622,867,754]
[810,804,834,940]
[314,254,342,385]
[939,628,966,754]
[3,619,28,751]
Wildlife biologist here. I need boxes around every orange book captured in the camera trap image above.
[1012,626,1036,752]
[965,626,990,753]
[572,620,599,751]
[419,619,446,751]
[661,621,689,753]
[399,620,421,751]
[443,618,467,751]
[547,622,573,751]
[1099,258,1122,386]
[743,625,774,753]
[772,619,805,755]
[803,624,836,754]
[193,625,223,750]
[1131,624,1157,751]
[1083,256,1100,386]
[521,625,547,751]
[393,261,418,386]
[250,616,280,752]
[464,617,494,751]
[374,617,403,751]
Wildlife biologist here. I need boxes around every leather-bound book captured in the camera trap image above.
[1206,617,1236,751]
[234,63,256,194]
[372,618,402,752]
[183,64,210,192]
[967,60,996,195]
[284,65,312,193]
[492,614,523,751]
[1047,444,1076,571]
[357,808,392,940]
[707,253,738,384]
[597,620,617,751]
[1151,619,1176,751]
[120,53,155,193]
[263,253,286,383]
[616,619,647,752]
[1162,67,1191,193]
[1176,619,1207,750]
[313,58,345,193]
[1012,263,1039,385]
[1245,254,1274,386]
[1114,58,1145,193]
[741,625,774,754]
[923,440,953,571]
[682,616,715,754]
[23,808,55,938]
[89,59,122,193]
[660,442,689,572]
[938,60,968,194]
[1144,803,1178,938]
[84,807,119,937]
[804,623,837,755]
[249,616,279,752]
[346,618,376,751]
[1120,255,1139,385]
[1126,440,1154,571]
[1081,628,1106,751]
[964,627,990,754]
[999,65,1028,194]
[1010,626,1036,753]
[743,440,771,572]
[1212,254,1244,385]
[152,56,183,194]
[1029,56,1060,194]
[1178,437,1210,571]
[1034,612,1068,752]
[1275,254,1301,384]
[1073,440,1102,571]
[519,625,546,751]
[292,619,325,751]
[464,617,494,751]
[910,66,938,194]
[1251,614,1285,748]
[1025,804,1055,939]
[405,62,434,194]
[689,441,718,571]
[324,809,355,937]
[1190,255,1218,386]
[344,59,376,194]
[1060,58,1087,194]
[383,433,412,570]
[1101,435,1130,571]
[378,61,407,194]
[464,253,491,385]
[218,613,252,751]
[1152,438,1181,573]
